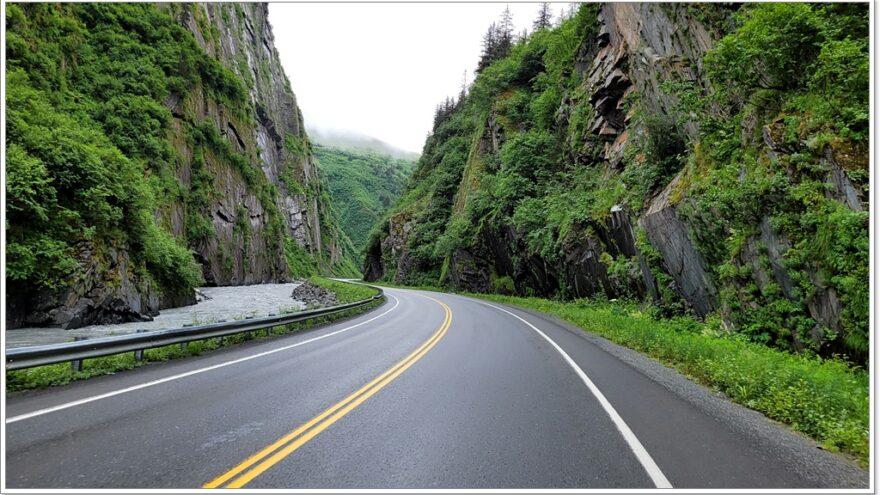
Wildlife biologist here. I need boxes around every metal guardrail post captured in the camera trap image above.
[179,324,192,352]
[266,314,276,338]
[134,329,149,362]
[214,320,224,346]
[71,336,87,372]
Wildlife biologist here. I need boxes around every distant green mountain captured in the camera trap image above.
[308,128,421,161]
[313,144,416,253]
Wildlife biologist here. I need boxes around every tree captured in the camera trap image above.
[476,8,515,73]
[477,22,498,73]
[556,6,572,26]
[459,69,468,101]
[432,96,458,130]
[533,3,552,30]
[498,6,514,53]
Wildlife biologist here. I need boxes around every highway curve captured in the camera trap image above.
[4,287,868,489]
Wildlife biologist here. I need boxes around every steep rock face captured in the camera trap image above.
[583,4,721,314]
[713,125,865,355]
[640,176,717,317]
[382,3,717,304]
[166,3,343,282]
[575,3,866,345]
[10,241,159,329]
[7,3,347,329]
[363,3,868,360]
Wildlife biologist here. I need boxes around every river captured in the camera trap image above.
[5,282,305,348]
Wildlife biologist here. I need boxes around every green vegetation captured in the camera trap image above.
[308,128,420,161]
[365,5,618,288]
[6,3,355,316]
[6,278,381,392]
[675,3,869,361]
[283,237,319,278]
[366,3,868,364]
[307,276,380,303]
[5,3,224,300]
[313,144,415,252]
[470,293,868,465]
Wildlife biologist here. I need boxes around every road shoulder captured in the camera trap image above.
[471,297,869,488]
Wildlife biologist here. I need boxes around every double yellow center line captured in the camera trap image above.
[203,295,452,489]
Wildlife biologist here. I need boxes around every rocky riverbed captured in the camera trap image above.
[5,283,307,348]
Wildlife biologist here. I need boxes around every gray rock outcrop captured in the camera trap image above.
[8,3,346,329]
[291,280,339,308]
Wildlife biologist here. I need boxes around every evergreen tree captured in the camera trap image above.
[556,7,566,26]
[459,70,468,102]
[432,96,458,130]
[477,22,498,73]
[533,3,552,30]
[477,7,515,73]
[497,6,514,54]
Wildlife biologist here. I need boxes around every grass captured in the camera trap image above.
[467,293,869,466]
[307,276,380,303]
[6,278,382,393]
[371,280,867,466]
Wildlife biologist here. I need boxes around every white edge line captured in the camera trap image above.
[481,301,673,489]
[6,294,401,424]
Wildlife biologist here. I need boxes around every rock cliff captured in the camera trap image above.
[363,3,868,362]
[6,3,352,329]
[163,3,348,284]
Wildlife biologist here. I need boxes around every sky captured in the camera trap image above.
[269,3,569,154]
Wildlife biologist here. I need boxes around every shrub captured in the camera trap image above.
[472,293,868,464]
[706,4,823,97]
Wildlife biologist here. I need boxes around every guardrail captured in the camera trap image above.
[6,288,384,371]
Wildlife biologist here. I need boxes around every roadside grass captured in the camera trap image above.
[6,279,382,393]
[372,281,867,465]
[307,276,380,303]
[467,293,869,466]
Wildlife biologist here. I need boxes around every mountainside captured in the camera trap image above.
[6,3,355,329]
[313,144,415,253]
[308,128,421,161]
[363,3,869,363]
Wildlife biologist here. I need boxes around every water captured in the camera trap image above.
[5,283,305,348]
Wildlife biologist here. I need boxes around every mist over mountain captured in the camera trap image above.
[307,127,421,161]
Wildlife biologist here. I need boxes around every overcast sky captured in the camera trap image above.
[269,3,565,154]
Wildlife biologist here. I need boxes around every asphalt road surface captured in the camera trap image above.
[5,287,868,489]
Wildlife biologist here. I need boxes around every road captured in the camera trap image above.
[4,287,868,488]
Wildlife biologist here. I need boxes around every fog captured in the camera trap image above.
[269,3,572,154]
[307,127,421,161]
